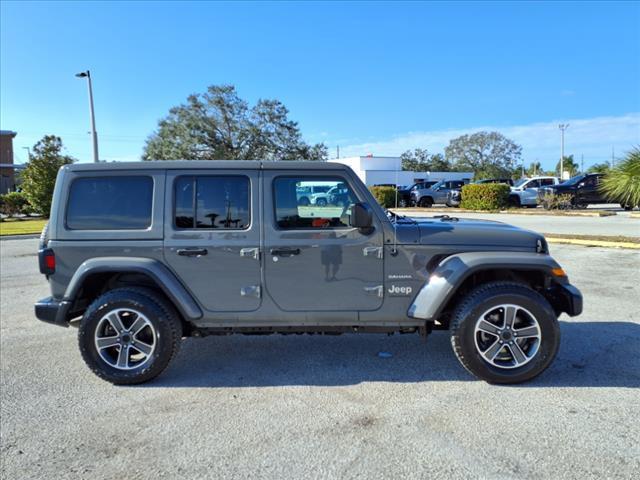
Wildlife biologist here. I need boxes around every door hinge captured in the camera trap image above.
[240,285,261,298]
[363,285,384,298]
[240,247,260,260]
[363,246,383,259]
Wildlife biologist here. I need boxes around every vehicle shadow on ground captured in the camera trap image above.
[148,321,640,388]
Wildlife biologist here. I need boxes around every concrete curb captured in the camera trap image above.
[0,234,39,241]
[546,237,640,249]
[393,207,617,217]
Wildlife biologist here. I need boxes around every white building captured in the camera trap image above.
[328,156,473,187]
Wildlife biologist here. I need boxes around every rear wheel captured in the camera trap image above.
[78,288,182,385]
[298,197,310,206]
[419,197,433,208]
[450,282,560,384]
[316,198,327,207]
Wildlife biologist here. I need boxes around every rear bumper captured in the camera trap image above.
[34,297,72,327]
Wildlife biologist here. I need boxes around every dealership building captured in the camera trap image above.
[328,156,472,187]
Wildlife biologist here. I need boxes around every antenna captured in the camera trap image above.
[392,157,399,255]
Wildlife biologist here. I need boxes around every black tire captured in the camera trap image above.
[508,195,521,208]
[316,198,327,207]
[398,198,408,208]
[450,281,560,384]
[419,197,433,208]
[298,197,310,206]
[78,288,182,385]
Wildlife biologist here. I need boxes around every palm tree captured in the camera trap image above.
[555,155,579,178]
[600,147,640,209]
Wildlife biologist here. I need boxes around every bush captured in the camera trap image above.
[600,147,640,208]
[369,186,398,208]
[0,191,31,219]
[540,192,573,210]
[460,183,510,210]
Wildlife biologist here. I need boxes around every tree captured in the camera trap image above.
[400,149,452,172]
[555,155,579,178]
[444,131,522,179]
[20,135,74,216]
[526,161,542,177]
[142,85,327,161]
[587,162,611,174]
[600,147,640,208]
[0,192,31,219]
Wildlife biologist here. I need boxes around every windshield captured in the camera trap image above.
[560,174,585,186]
[430,181,444,190]
[513,178,529,188]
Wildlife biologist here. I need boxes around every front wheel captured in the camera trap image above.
[450,282,560,384]
[418,197,433,208]
[78,288,182,385]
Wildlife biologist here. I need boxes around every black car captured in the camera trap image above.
[538,173,616,209]
[397,181,438,207]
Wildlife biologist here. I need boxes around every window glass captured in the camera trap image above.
[540,178,555,186]
[174,176,250,229]
[67,176,153,230]
[274,177,358,229]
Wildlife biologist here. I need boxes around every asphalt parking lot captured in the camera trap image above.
[1,238,639,479]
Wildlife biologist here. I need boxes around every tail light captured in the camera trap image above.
[39,248,56,275]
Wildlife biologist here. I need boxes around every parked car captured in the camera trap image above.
[446,178,514,207]
[296,183,333,206]
[412,179,467,207]
[35,160,581,385]
[396,182,437,207]
[508,177,560,208]
[538,173,635,209]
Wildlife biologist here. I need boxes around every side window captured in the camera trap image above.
[527,180,540,189]
[540,178,555,186]
[274,177,358,229]
[174,176,250,229]
[583,176,597,187]
[66,176,153,230]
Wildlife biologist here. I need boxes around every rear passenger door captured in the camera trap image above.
[163,170,262,312]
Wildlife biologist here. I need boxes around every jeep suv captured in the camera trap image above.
[35,161,582,385]
[538,173,638,210]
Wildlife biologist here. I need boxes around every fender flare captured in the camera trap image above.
[407,252,565,320]
[63,257,203,320]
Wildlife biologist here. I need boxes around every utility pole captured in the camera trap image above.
[336,145,340,159]
[581,154,584,173]
[75,70,99,163]
[559,124,569,180]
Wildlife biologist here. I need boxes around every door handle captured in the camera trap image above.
[270,247,301,257]
[177,248,208,257]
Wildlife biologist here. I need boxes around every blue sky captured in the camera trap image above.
[1,1,639,170]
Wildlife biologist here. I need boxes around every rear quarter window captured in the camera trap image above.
[66,176,154,230]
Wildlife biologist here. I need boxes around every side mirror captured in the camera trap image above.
[578,182,585,188]
[349,202,373,230]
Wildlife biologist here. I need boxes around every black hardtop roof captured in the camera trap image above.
[64,160,350,172]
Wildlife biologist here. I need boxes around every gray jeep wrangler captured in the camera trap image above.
[35,161,582,385]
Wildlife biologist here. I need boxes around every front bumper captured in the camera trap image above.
[34,297,72,327]
[550,283,583,317]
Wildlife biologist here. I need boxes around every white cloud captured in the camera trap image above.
[337,113,640,169]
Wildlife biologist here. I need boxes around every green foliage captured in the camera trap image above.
[600,148,640,207]
[587,162,611,174]
[400,149,452,172]
[460,183,510,210]
[526,161,543,177]
[540,193,574,210]
[369,186,398,208]
[445,131,522,178]
[0,191,31,218]
[20,135,74,217]
[555,155,579,177]
[143,85,327,161]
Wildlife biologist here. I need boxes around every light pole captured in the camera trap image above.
[75,70,99,163]
[558,124,569,180]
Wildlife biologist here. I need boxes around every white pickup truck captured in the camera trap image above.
[509,176,560,207]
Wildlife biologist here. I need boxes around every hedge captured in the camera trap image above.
[460,183,510,210]
[369,186,397,208]
[0,191,32,219]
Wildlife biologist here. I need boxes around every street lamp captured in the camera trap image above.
[75,70,99,163]
[559,124,569,180]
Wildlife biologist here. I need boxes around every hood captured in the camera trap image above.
[393,217,544,250]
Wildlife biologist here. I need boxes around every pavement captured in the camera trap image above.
[408,209,640,238]
[1,238,639,479]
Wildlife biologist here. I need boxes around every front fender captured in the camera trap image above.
[64,257,203,320]
[407,252,565,320]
